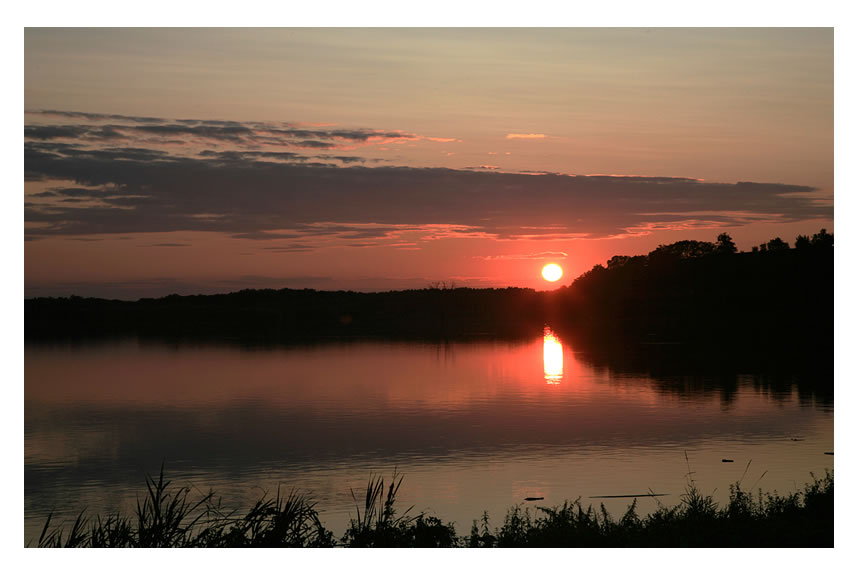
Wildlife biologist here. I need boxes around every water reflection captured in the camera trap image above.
[543,328,564,384]
[24,336,833,545]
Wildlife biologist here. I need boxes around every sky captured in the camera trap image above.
[24,27,834,298]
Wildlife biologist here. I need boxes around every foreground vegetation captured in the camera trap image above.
[32,468,833,548]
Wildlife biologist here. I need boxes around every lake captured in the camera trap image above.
[24,330,834,545]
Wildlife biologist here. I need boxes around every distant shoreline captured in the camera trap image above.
[26,244,833,361]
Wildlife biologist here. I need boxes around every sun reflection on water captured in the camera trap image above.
[543,327,563,384]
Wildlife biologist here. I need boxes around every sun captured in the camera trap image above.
[541,263,563,282]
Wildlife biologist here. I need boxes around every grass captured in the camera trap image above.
[32,465,335,548]
[341,471,457,547]
[472,471,834,548]
[30,469,833,548]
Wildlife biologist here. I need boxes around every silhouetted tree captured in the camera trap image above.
[606,255,633,269]
[648,240,717,262]
[795,235,811,249]
[811,228,834,248]
[759,243,768,253]
[751,246,759,253]
[716,232,737,254]
[766,237,790,252]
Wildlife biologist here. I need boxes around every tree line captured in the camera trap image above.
[554,229,833,357]
[26,229,833,359]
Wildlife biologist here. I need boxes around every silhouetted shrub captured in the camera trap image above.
[811,228,834,248]
[767,237,790,251]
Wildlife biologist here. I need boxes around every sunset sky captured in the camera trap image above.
[24,27,834,298]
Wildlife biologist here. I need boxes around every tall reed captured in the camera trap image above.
[32,469,832,548]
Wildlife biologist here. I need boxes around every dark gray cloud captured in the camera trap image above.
[25,142,175,164]
[25,124,139,141]
[24,122,254,143]
[31,110,168,123]
[25,110,416,153]
[24,112,831,243]
[230,232,308,241]
[126,123,255,140]
[265,127,415,142]
[25,125,89,140]
[334,228,396,240]
[329,156,366,164]
[199,150,304,162]
[291,139,337,149]
[261,244,316,253]
[231,224,398,241]
[23,141,829,241]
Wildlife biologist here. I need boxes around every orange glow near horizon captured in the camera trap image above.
[543,328,563,385]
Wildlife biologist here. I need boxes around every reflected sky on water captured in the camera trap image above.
[25,332,833,544]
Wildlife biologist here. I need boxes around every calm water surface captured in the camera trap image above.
[24,331,833,544]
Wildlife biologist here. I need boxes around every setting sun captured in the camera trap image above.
[541,263,563,282]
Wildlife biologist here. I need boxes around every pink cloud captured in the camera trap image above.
[602,219,737,240]
[365,134,421,145]
[389,242,421,250]
[506,133,546,140]
[475,252,569,261]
